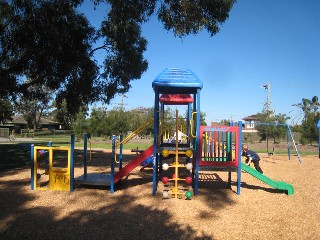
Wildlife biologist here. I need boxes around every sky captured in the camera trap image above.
[80,0,320,125]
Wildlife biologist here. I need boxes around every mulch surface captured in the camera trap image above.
[1,148,319,240]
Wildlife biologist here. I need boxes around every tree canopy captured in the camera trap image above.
[0,0,236,120]
[0,98,13,124]
[293,96,320,144]
[255,111,290,143]
[292,96,319,121]
[71,106,207,139]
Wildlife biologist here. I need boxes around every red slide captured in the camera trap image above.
[114,145,154,183]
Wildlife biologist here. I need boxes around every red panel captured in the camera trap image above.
[199,126,240,167]
[159,94,193,105]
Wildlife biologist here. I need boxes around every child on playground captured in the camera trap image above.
[242,144,264,174]
[173,128,187,143]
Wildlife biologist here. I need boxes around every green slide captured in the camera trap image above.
[241,163,294,195]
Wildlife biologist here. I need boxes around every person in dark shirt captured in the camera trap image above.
[242,144,264,174]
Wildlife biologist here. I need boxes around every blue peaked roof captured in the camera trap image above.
[152,68,203,94]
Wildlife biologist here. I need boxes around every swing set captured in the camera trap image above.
[255,122,301,163]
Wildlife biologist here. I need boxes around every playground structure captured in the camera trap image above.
[74,131,154,193]
[151,68,245,197]
[73,133,116,192]
[151,68,294,197]
[30,67,295,197]
[31,135,75,191]
[197,124,242,195]
[31,123,155,193]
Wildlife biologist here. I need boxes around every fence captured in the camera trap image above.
[0,128,9,138]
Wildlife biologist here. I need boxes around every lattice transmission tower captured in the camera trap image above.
[262,82,272,113]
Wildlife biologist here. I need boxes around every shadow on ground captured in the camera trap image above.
[0,168,215,240]
[0,144,242,239]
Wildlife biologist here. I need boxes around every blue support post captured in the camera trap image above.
[119,135,123,170]
[237,121,242,195]
[160,103,164,144]
[192,93,197,194]
[227,131,232,186]
[70,134,75,192]
[286,125,291,160]
[217,131,220,159]
[222,132,225,160]
[110,135,116,193]
[187,103,192,145]
[159,102,164,168]
[194,89,201,195]
[83,133,88,175]
[317,120,320,159]
[30,144,35,190]
[185,103,192,164]
[152,89,159,195]
[192,93,197,195]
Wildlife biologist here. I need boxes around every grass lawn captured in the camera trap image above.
[1,136,318,172]
[0,137,153,171]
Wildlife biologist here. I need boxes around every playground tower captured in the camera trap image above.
[152,68,203,196]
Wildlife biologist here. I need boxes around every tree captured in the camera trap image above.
[157,0,236,37]
[220,119,231,126]
[1,0,236,118]
[1,0,99,118]
[292,96,319,121]
[51,99,73,130]
[293,96,319,144]
[15,83,53,129]
[311,96,319,113]
[106,108,130,135]
[0,98,13,124]
[127,107,153,136]
[72,109,89,139]
[87,107,109,137]
[255,111,290,143]
[271,113,290,143]
[200,112,207,126]
[300,112,320,145]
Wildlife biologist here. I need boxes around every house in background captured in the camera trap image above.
[242,114,260,132]
[0,115,61,134]
[210,121,220,126]
[210,116,260,131]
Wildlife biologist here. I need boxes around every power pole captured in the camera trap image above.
[119,94,127,111]
[262,82,271,112]
[110,94,127,110]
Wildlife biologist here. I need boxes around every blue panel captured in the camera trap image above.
[152,68,203,93]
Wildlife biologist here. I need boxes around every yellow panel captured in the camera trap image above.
[49,167,70,191]
[33,146,71,191]
[33,148,38,189]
